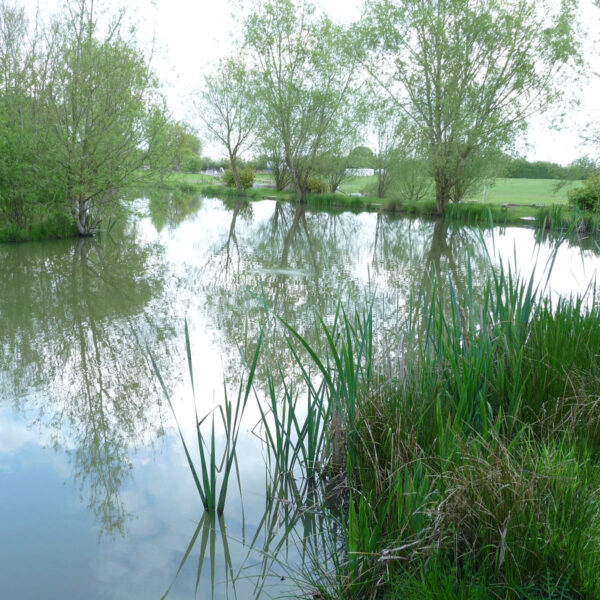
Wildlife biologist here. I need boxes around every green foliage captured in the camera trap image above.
[306,176,328,194]
[202,157,229,171]
[0,0,173,239]
[0,3,64,236]
[281,260,600,599]
[181,152,203,173]
[197,56,256,192]
[347,146,374,169]
[567,174,600,212]
[505,157,598,180]
[362,0,581,214]
[245,0,362,201]
[163,122,202,172]
[222,167,255,189]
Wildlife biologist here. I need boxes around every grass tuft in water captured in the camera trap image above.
[150,321,262,515]
[157,245,600,599]
[284,260,600,599]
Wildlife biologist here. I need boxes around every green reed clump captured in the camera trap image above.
[150,323,262,515]
[535,205,600,234]
[290,264,600,599]
[445,202,510,226]
[156,250,600,598]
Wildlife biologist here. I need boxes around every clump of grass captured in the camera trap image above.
[0,211,77,242]
[445,202,510,226]
[286,259,600,599]
[150,322,262,515]
[535,205,600,234]
[156,241,600,598]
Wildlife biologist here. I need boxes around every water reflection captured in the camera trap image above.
[2,194,600,598]
[163,472,342,600]
[0,223,174,535]
[147,188,204,233]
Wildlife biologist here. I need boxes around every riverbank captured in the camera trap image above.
[257,262,600,599]
[0,173,590,243]
[162,172,599,233]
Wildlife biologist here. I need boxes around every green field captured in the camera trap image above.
[474,177,577,205]
[163,171,579,208]
[339,175,577,206]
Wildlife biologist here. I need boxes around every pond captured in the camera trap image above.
[1,195,599,599]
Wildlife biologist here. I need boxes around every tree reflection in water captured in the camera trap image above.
[0,224,175,535]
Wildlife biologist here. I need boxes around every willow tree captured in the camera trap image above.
[0,2,61,231]
[244,0,360,202]
[361,0,580,215]
[49,0,171,236]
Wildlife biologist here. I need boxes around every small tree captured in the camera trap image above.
[245,0,360,201]
[166,122,202,171]
[317,151,350,193]
[197,57,256,193]
[347,146,374,170]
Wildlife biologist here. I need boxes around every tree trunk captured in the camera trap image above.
[72,197,94,237]
[434,172,452,216]
[377,170,386,199]
[230,156,242,194]
[287,158,306,203]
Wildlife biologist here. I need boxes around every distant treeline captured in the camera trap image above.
[504,157,598,180]
[199,153,599,182]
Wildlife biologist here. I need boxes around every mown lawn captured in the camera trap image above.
[475,177,577,205]
[339,175,578,205]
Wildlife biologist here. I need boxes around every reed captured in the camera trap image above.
[288,260,600,599]
[157,245,600,598]
[150,322,262,515]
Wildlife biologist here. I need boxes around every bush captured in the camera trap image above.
[181,152,203,173]
[306,176,328,194]
[222,167,255,189]
[567,174,600,212]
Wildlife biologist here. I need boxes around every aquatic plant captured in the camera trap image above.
[150,322,262,515]
[157,243,600,599]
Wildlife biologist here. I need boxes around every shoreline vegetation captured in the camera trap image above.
[161,172,600,234]
[159,255,600,599]
[0,172,596,244]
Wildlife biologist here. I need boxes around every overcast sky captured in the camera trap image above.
[20,0,600,164]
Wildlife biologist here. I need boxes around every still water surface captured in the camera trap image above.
[1,195,599,599]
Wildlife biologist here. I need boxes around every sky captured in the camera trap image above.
[19,0,600,164]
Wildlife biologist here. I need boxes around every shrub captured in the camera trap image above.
[567,174,600,212]
[222,166,255,189]
[306,176,328,194]
[181,152,203,173]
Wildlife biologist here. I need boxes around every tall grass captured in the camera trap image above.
[535,204,600,234]
[283,260,600,599]
[445,202,510,225]
[150,322,262,514]
[157,249,600,599]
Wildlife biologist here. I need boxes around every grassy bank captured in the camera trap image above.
[190,176,600,232]
[0,174,585,242]
[289,265,600,598]
[160,250,600,598]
